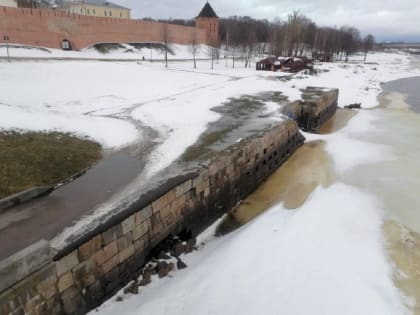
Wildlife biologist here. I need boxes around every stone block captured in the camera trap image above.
[72,258,97,288]
[36,274,58,300]
[95,241,118,266]
[102,225,122,246]
[134,205,152,224]
[152,197,166,213]
[56,250,79,277]
[117,233,133,252]
[0,240,53,293]
[160,204,172,219]
[100,255,119,274]
[78,234,102,262]
[133,236,148,252]
[57,272,74,293]
[86,280,103,305]
[60,286,85,315]
[151,211,162,228]
[132,221,148,241]
[175,180,192,197]
[104,267,120,295]
[121,215,135,235]
[45,295,61,315]
[118,245,134,264]
[9,307,25,315]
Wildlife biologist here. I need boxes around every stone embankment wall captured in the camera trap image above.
[282,87,339,131]
[0,7,209,50]
[0,87,338,315]
[0,120,304,315]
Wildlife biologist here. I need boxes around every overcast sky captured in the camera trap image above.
[115,0,420,42]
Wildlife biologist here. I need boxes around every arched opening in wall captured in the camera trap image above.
[61,39,72,51]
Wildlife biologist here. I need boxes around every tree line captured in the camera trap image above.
[158,11,376,63]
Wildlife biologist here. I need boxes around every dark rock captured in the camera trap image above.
[157,261,170,278]
[142,268,152,283]
[123,281,139,294]
[344,103,361,109]
[171,243,186,257]
[176,259,187,270]
[168,262,175,272]
[139,278,151,287]
[116,296,123,302]
[185,238,196,253]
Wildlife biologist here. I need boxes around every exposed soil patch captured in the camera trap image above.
[0,131,101,198]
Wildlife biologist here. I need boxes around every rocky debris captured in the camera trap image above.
[344,103,361,109]
[124,235,196,295]
[123,280,139,295]
[157,261,171,278]
[171,242,186,258]
[139,267,153,286]
[177,258,188,270]
[185,238,197,253]
[116,296,123,302]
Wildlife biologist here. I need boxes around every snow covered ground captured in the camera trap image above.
[0,43,217,60]
[1,48,418,172]
[83,52,419,315]
[1,46,420,314]
[93,184,408,315]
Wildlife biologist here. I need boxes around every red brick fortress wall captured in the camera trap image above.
[196,16,219,46]
[0,6,211,50]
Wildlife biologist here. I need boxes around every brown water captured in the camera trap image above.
[385,221,420,314]
[373,77,420,314]
[217,90,420,312]
[216,139,334,234]
[326,78,420,313]
[216,110,357,234]
[319,108,357,134]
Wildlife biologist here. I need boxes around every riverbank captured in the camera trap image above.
[90,54,420,315]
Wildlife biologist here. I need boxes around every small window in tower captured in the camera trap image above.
[109,11,112,16]
[104,10,107,16]
[93,9,95,14]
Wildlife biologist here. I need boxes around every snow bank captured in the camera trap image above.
[0,43,217,60]
[93,184,408,315]
[0,105,138,148]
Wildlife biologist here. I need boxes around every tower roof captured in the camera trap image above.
[197,2,218,18]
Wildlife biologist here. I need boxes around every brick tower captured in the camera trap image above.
[196,2,219,47]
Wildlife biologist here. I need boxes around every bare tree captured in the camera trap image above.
[363,34,375,62]
[162,24,169,68]
[189,29,198,69]
[208,46,217,70]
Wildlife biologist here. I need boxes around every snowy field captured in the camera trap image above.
[1,47,420,314]
[1,48,418,176]
[84,52,419,315]
[0,43,216,60]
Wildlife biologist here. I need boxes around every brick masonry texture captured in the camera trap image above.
[0,7,217,50]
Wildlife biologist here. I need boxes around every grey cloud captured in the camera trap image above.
[117,0,420,41]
